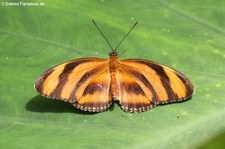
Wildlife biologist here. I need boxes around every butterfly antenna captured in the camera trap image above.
[114,21,138,51]
[92,20,114,51]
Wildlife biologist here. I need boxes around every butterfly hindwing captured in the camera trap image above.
[119,59,194,105]
[115,67,156,112]
[73,69,112,112]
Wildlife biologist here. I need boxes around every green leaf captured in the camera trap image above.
[0,0,225,148]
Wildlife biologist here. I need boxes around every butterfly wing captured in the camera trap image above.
[115,68,156,112]
[34,58,112,112]
[73,69,112,112]
[119,59,194,106]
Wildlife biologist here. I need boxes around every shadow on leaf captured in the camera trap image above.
[26,95,99,115]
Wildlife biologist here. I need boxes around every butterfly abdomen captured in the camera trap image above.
[108,56,120,100]
[110,71,120,100]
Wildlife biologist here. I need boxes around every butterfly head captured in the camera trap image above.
[109,50,118,58]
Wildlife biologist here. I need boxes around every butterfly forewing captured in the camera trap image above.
[119,59,194,105]
[34,58,109,103]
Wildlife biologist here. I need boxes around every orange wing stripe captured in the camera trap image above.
[42,63,69,96]
[175,72,194,98]
[35,68,54,93]
[49,59,90,99]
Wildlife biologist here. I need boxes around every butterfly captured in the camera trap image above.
[34,20,194,113]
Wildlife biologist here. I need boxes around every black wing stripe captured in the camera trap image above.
[175,72,194,97]
[49,59,90,99]
[137,60,179,102]
[35,69,54,93]
[126,82,146,96]
[69,66,103,101]
[126,68,160,101]
[82,82,103,96]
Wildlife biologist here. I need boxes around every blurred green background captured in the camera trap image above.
[0,0,225,148]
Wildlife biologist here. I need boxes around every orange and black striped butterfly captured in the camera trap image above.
[34,20,194,113]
